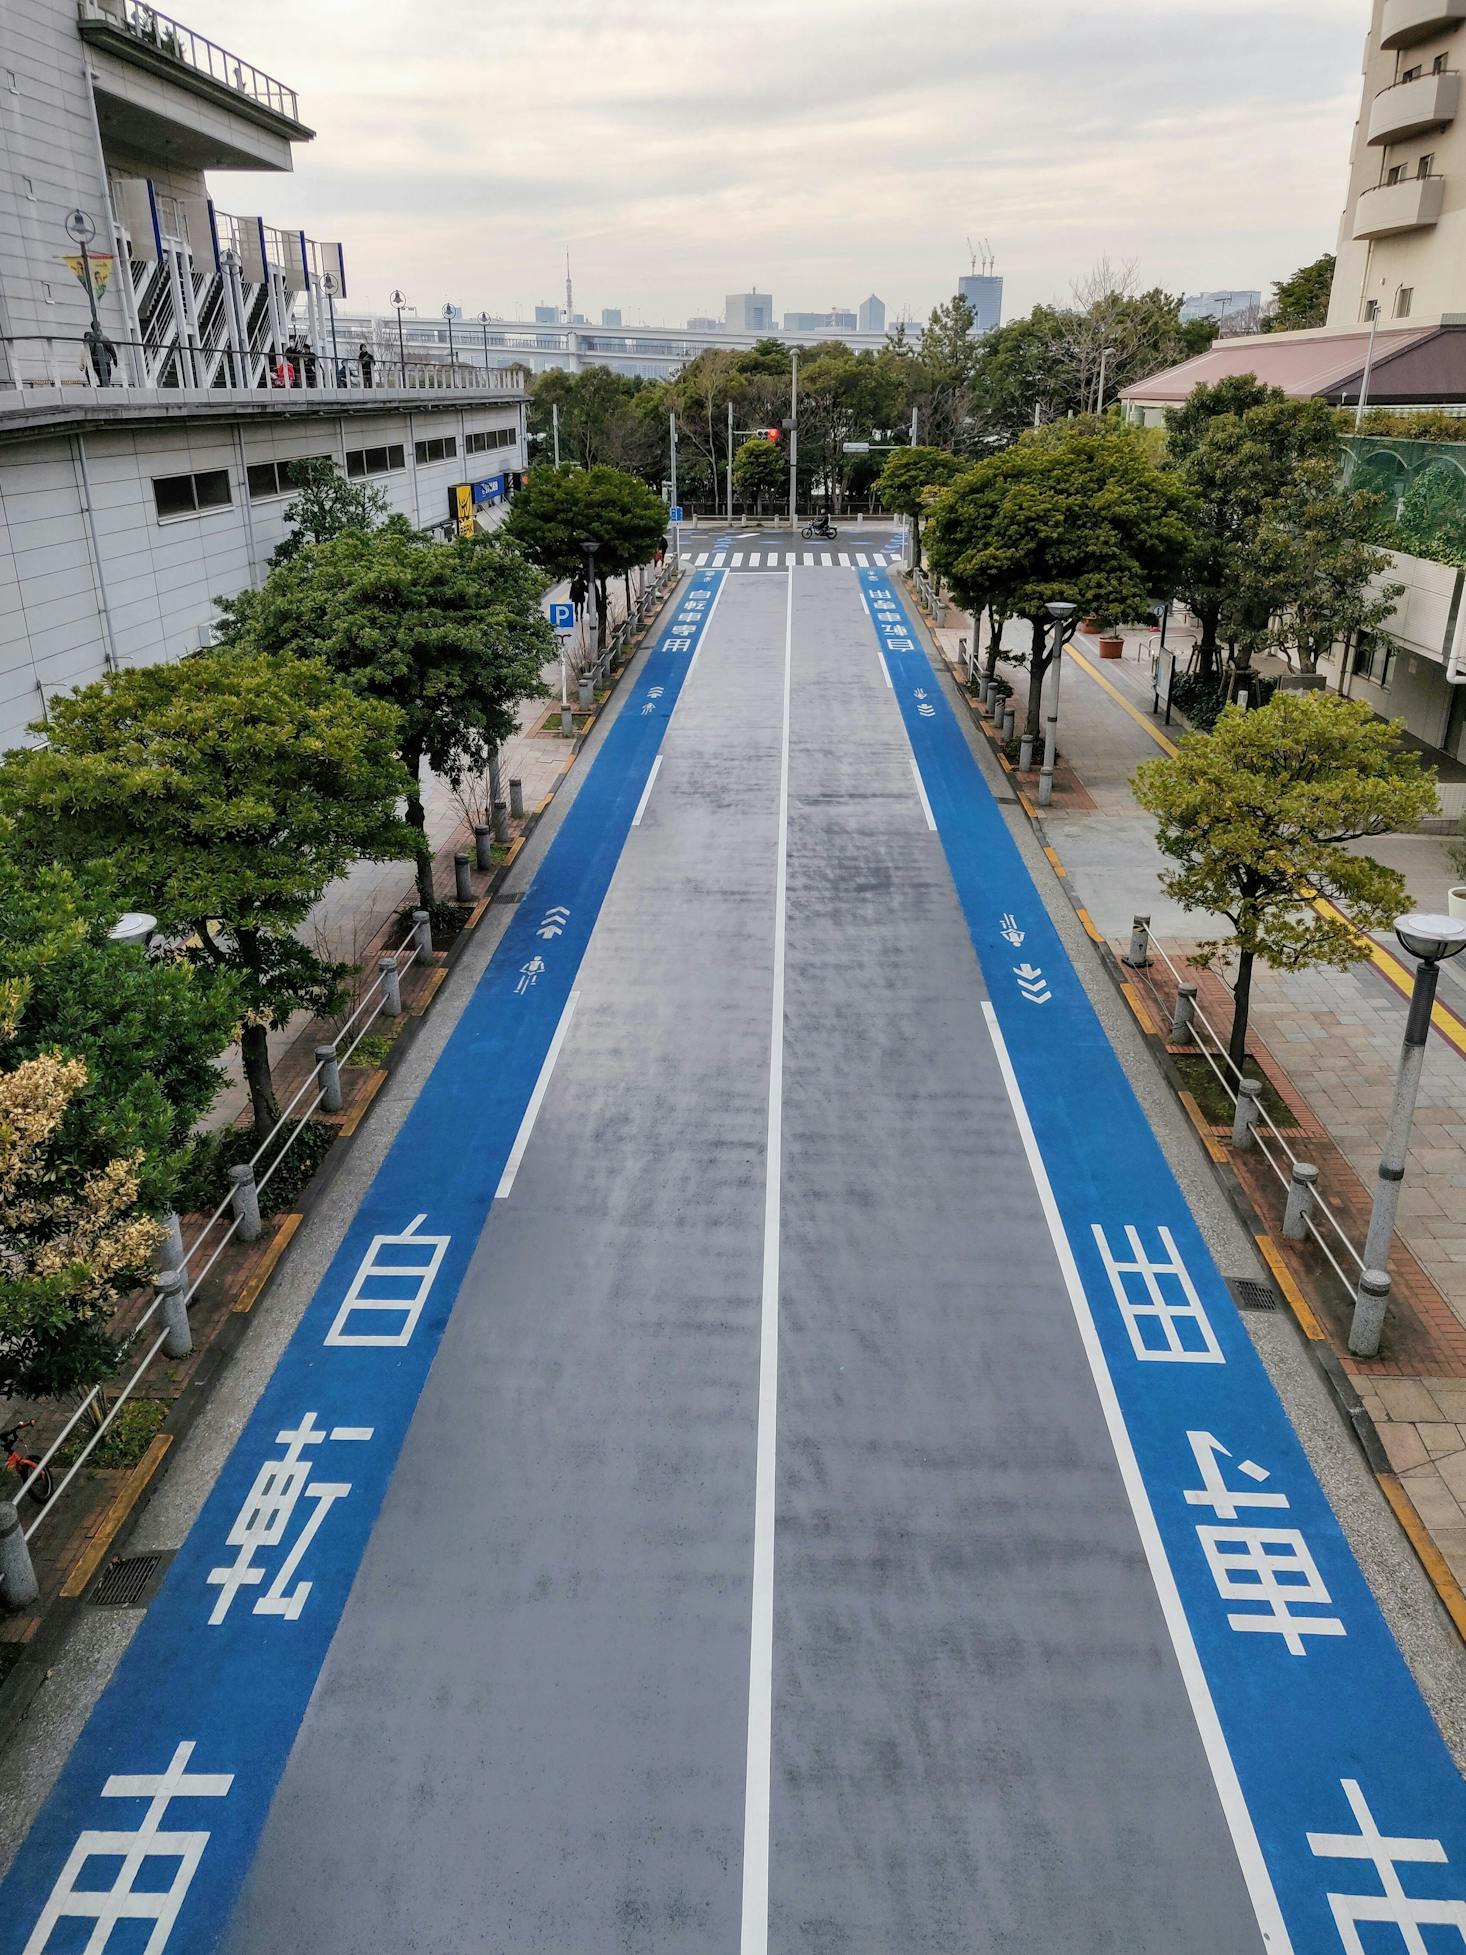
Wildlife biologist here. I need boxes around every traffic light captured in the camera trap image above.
[766,427,781,443]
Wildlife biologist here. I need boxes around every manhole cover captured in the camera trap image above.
[90,1551,172,1608]
[1234,1279,1280,1313]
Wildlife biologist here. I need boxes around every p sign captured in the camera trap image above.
[549,601,575,634]
[669,505,684,524]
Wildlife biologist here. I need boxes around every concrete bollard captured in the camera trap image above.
[979,674,991,708]
[412,909,433,960]
[474,824,493,871]
[1124,915,1151,968]
[1018,732,1035,772]
[508,779,525,820]
[1001,703,1014,740]
[1169,983,1198,1045]
[454,851,473,903]
[315,1044,343,1114]
[561,703,574,737]
[1231,1078,1263,1151]
[378,955,402,1017]
[492,799,510,845]
[160,1209,185,1271]
[1349,1267,1393,1359]
[228,1162,262,1243]
[578,671,594,710]
[1283,1161,1320,1241]
[157,1265,191,1360]
[0,1499,39,1609]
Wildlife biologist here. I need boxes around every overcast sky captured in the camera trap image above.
[196,0,1368,327]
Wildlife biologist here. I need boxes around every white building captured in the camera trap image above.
[724,290,774,333]
[0,0,529,753]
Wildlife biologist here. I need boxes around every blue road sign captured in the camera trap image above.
[669,505,684,524]
[548,601,575,634]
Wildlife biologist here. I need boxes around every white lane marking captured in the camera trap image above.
[856,551,869,566]
[877,651,893,689]
[819,551,833,567]
[837,551,851,567]
[632,752,663,828]
[740,564,793,1955]
[713,552,727,567]
[908,757,936,830]
[732,552,745,568]
[695,552,709,566]
[496,991,581,1199]
[802,551,815,565]
[872,552,887,565]
[979,1001,1293,1953]
[749,551,762,568]
[860,591,871,617]
[737,529,759,538]
[683,566,730,681]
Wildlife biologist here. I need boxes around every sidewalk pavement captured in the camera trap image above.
[932,601,1466,1613]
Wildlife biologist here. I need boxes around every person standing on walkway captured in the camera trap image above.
[359,343,374,389]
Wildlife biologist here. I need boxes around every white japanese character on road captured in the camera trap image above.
[206,1412,372,1625]
[323,1213,451,1348]
[1091,1223,1224,1363]
[1308,1777,1466,1949]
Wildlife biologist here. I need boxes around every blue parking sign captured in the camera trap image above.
[669,505,684,524]
[548,601,575,633]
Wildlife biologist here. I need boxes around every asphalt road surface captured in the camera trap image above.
[6,564,1466,1955]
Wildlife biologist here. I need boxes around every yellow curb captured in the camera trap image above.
[233,1211,304,1314]
[1043,846,1067,879]
[335,1073,386,1140]
[409,967,448,1015]
[464,895,490,929]
[1074,906,1105,944]
[1379,1471,1466,1642]
[1121,981,1161,1039]
[1016,787,1037,818]
[504,835,526,866]
[59,1434,173,1598]
[1254,1232,1327,1342]
[1177,1089,1228,1163]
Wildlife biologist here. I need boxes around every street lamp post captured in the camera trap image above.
[580,536,601,662]
[670,409,680,569]
[1037,601,1077,809]
[443,303,457,370]
[478,311,492,372]
[788,347,799,530]
[390,289,408,384]
[65,207,114,387]
[1349,913,1466,1356]
[321,269,341,383]
[1095,344,1117,416]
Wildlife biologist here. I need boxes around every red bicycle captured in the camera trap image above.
[2,1421,53,1507]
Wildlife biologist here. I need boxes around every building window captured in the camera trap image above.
[245,456,330,501]
[152,468,232,520]
[1364,298,1381,321]
[1420,152,1436,176]
[1435,52,1449,72]
[1402,64,1422,81]
[1395,286,1414,318]
[414,435,458,465]
[465,428,515,455]
[1352,633,1395,688]
[345,443,406,478]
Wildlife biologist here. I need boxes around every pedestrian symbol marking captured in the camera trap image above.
[1308,1778,1466,1946]
[1091,1222,1224,1363]
[206,1413,372,1625]
[323,1214,450,1348]
[22,1741,233,1955]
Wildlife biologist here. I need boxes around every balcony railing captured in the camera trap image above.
[78,0,300,122]
[1353,171,1446,238]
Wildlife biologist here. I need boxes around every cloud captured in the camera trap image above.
[194,0,1367,324]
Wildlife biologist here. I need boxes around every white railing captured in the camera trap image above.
[82,0,300,120]
[1129,932,1368,1303]
[15,921,426,1543]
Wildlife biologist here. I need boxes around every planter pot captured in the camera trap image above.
[1449,886,1466,922]
[1098,633,1124,660]
[1080,616,1101,635]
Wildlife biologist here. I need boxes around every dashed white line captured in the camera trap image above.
[908,757,936,830]
[860,591,871,617]
[877,651,893,689]
[495,991,581,1199]
[632,752,663,827]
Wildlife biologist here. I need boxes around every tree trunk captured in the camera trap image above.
[1228,948,1255,1075]
[402,735,434,909]
[983,609,1006,687]
[595,575,609,654]
[912,517,923,571]
[1025,616,1048,740]
[240,1020,280,1133]
[1196,605,1221,679]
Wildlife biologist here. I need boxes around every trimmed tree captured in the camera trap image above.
[502,464,666,650]
[218,523,553,910]
[874,445,964,567]
[1242,458,1403,674]
[0,655,414,1132]
[1265,253,1336,333]
[733,434,787,512]
[267,457,387,568]
[1133,691,1438,1071]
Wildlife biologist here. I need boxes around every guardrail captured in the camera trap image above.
[81,0,301,121]
[6,916,430,1582]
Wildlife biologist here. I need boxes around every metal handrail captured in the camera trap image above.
[86,0,300,120]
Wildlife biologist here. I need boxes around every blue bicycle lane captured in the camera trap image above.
[0,570,727,1955]
[862,565,1466,1955]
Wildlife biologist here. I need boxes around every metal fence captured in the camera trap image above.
[83,0,301,120]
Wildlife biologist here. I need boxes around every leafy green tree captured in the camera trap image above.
[0,656,414,1132]
[269,458,388,568]
[874,446,964,567]
[1241,459,1403,674]
[926,423,1193,742]
[0,833,237,1212]
[218,524,552,911]
[733,434,786,511]
[1265,253,1336,333]
[1164,381,1341,674]
[1133,692,1436,1070]
[529,369,668,481]
[0,1020,161,1405]
[502,464,666,648]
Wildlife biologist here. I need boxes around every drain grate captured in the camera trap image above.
[90,1551,171,1608]
[1234,1279,1280,1313]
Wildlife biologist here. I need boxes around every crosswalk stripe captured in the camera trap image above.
[749,552,761,567]
[820,552,833,567]
[784,552,795,567]
[856,552,869,566]
[838,552,851,567]
[732,552,744,567]
[713,552,726,566]
[799,551,812,565]
[872,552,887,566]
[695,552,709,566]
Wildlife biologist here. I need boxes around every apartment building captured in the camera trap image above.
[0,0,529,752]
[1330,0,1466,326]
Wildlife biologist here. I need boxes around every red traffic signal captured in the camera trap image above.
[766,427,781,443]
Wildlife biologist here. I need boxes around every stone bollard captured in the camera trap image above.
[1124,915,1151,969]
[492,799,510,845]
[1231,1078,1263,1151]
[160,1209,185,1271]
[578,671,594,710]
[509,778,525,820]
[378,955,402,1017]
[979,674,991,708]
[1169,983,1198,1046]
[157,1265,191,1359]
[315,1044,343,1114]
[229,1162,262,1243]
[412,909,433,960]
[1350,1267,1393,1359]
[1018,732,1035,772]
[0,1499,39,1609]
[1283,1161,1320,1241]
[474,824,493,871]
[454,851,473,903]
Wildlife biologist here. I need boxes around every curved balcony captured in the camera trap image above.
[1381,0,1466,48]
[1353,171,1446,238]
[1369,68,1461,141]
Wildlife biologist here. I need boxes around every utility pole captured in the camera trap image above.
[726,396,733,524]
[788,347,799,529]
[552,400,561,467]
[670,410,680,569]
[1355,307,1380,430]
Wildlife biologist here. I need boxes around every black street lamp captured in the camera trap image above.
[443,303,457,368]
[65,207,115,387]
[579,536,601,655]
[478,310,492,371]
[390,288,408,383]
